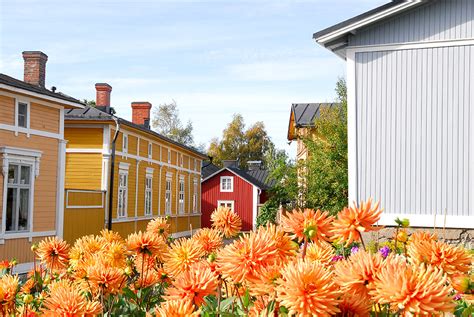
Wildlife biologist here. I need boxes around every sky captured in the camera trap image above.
[0,0,386,157]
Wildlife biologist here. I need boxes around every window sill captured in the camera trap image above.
[0,230,56,244]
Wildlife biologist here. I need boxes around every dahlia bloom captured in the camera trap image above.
[155,300,198,317]
[86,257,125,296]
[334,249,383,301]
[248,296,271,317]
[191,228,223,255]
[338,295,371,316]
[247,263,282,297]
[211,206,242,238]
[166,262,218,306]
[331,198,383,246]
[371,255,455,314]
[127,231,167,258]
[280,208,334,243]
[304,242,335,266]
[0,274,19,315]
[276,259,340,317]
[164,238,205,277]
[146,217,170,239]
[36,237,70,271]
[408,231,438,245]
[100,229,124,244]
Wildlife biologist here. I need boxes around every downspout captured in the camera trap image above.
[107,117,120,230]
[134,159,141,232]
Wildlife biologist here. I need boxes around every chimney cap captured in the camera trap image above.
[131,101,152,109]
[22,51,48,60]
[95,83,112,91]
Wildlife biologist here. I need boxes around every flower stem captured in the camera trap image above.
[302,237,308,259]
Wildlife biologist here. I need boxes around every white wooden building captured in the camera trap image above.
[314,0,474,228]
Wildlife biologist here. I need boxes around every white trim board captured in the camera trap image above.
[378,213,473,229]
[347,38,474,54]
[0,123,61,139]
[0,87,84,109]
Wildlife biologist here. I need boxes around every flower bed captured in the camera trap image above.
[0,200,473,316]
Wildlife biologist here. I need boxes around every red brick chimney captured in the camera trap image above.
[131,102,152,128]
[22,51,48,87]
[95,83,112,113]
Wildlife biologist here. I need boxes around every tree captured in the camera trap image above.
[207,114,274,169]
[152,101,195,146]
[83,99,96,107]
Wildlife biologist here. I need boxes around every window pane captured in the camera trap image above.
[21,166,30,185]
[6,188,17,231]
[8,165,18,185]
[19,189,29,231]
[18,103,28,128]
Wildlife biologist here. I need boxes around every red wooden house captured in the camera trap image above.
[201,160,275,231]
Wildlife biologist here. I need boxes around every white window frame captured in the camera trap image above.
[217,200,234,212]
[178,176,185,214]
[192,178,198,213]
[14,100,31,137]
[117,168,129,218]
[144,174,153,216]
[1,146,41,240]
[167,149,171,164]
[220,176,233,192]
[148,142,152,159]
[122,134,128,154]
[180,154,183,167]
[165,174,172,214]
[194,159,197,171]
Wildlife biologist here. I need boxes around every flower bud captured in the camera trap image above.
[124,266,133,276]
[23,294,33,304]
[452,274,470,293]
[397,230,408,243]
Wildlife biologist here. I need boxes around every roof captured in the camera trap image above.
[313,0,426,57]
[202,166,276,190]
[287,103,340,140]
[0,73,85,107]
[201,161,221,179]
[66,106,208,159]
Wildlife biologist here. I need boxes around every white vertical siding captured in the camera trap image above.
[355,46,473,219]
[349,0,474,46]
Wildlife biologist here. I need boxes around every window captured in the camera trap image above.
[145,176,152,216]
[17,102,28,128]
[218,200,234,212]
[165,176,172,214]
[148,143,152,159]
[180,154,183,167]
[6,164,32,232]
[122,134,128,153]
[179,177,185,214]
[194,159,197,171]
[117,170,128,217]
[220,176,233,192]
[192,178,198,213]
[167,149,171,164]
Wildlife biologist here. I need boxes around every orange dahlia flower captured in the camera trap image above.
[166,262,218,306]
[247,264,282,297]
[408,231,438,245]
[211,206,242,238]
[42,280,102,316]
[305,242,335,266]
[248,295,271,317]
[164,238,205,277]
[104,241,128,268]
[86,257,125,296]
[338,295,371,316]
[191,228,223,255]
[146,217,170,239]
[100,229,124,244]
[276,259,340,317]
[260,224,297,264]
[280,208,334,243]
[155,300,198,317]
[127,231,167,258]
[408,239,471,277]
[36,237,70,271]
[331,198,383,246]
[371,255,455,314]
[334,249,383,301]
[0,274,19,315]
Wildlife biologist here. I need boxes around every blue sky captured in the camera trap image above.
[1,0,386,157]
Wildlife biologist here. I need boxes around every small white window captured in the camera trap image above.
[6,163,32,232]
[118,170,128,217]
[193,178,198,213]
[17,102,28,128]
[148,143,152,159]
[165,176,172,214]
[220,176,233,192]
[145,175,152,216]
[194,159,197,171]
[180,154,183,167]
[167,149,171,164]
[179,177,185,214]
[122,134,128,153]
[218,200,234,212]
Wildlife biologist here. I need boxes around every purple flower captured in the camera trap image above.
[331,255,344,262]
[379,246,390,258]
[453,293,462,301]
[351,246,359,254]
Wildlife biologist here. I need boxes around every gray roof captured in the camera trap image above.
[66,106,208,159]
[292,103,339,128]
[0,73,84,106]
[201,161,221,179]
[202,166,276,190]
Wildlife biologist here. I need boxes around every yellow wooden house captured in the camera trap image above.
[63,84,206,242]
[0,51,84,272]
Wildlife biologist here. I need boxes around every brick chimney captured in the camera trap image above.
[22,51,48,87]
[95,83,112,113]
[131,102,152,128]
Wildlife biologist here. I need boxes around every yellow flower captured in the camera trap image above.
[211,206,242,238]
[305,242,335,266]
[276,259,340,317]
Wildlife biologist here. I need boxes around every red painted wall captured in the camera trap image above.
[201,170,254,231]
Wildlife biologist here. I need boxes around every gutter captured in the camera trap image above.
[107,116,120,230]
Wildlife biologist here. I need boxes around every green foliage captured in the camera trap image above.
[152,100,195,146]
[207,114,275,169]
[256,201,278,227]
